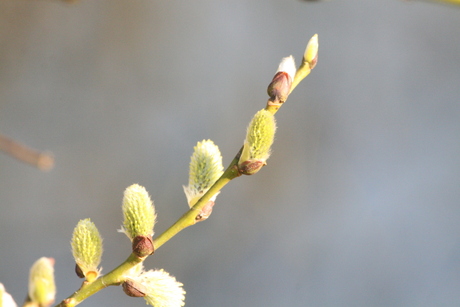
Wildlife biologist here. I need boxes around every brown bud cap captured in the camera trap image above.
[122,279,147,297]
[75,263,85,278]
[132,235,155,257]
[195,200,215,222]
[267,71,292,103]
[238,160,266,175]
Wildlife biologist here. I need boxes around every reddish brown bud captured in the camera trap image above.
[238,160,266,175]
[267,71,292,103]
[132,235,155,257]
[122,279,147,297]
[75,263,85,278]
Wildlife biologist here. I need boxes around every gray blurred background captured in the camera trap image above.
[1,0,459,306]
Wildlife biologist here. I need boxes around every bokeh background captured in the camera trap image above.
[1,0,460,306]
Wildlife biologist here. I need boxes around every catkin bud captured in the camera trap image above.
[120,184,157,243]
[304,34,319,69]
[71,218,103,281]
[183,140,223,220]
[28,258,56,307]
[140,270,185,307]
[122,265,185,307]
[267,56,296,104]
[238,109,277,175]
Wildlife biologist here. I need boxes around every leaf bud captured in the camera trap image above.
[194,200,215,222]
[304,34,319,69]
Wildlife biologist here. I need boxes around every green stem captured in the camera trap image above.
[290,62,311,95]
[57,254,143,307]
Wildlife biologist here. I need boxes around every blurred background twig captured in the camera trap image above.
[0,133,54,171]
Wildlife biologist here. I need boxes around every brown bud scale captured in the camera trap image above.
[122,279,147,297]
[238,160,265,175]
[132,235,155,257]
[75,263,85,278]
[267,71,292,103]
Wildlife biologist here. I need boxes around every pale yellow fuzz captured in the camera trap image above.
[121,184,157,240]
[240,109,277,163]
[183,140,223,207]
[71,218,103,278]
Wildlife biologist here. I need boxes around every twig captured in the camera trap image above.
[0,133,54,171]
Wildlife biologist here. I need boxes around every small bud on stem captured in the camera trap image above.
[304,33,319,69]
[195,200,215,222]
[289,34,319,95]
[132,235,155,257]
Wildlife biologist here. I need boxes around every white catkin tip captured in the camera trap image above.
[277,55,296,81]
